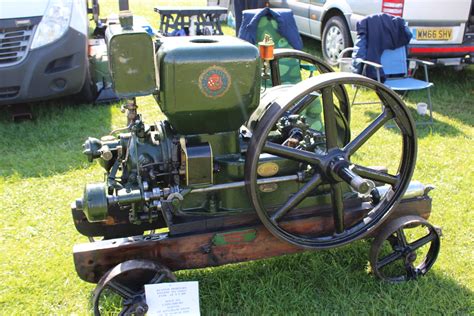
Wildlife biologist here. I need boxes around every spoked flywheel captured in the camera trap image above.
[245,72,417,249]
[92,259,176,316]
[370,216,441,282]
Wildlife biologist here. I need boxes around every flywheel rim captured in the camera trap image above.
[245,72,417,249]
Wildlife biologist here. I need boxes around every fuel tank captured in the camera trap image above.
[155,36,261,135]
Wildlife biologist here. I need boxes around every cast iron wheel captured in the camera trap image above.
[245,72,417,249]
[92,259,176,316]
[370,216,441,282]
[269,48,350,123]
[322,16,352,66]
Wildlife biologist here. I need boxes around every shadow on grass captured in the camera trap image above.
[178,241,472,314]
[421,65,474,127]
[0,98,116,178]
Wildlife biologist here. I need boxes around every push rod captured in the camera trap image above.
[191,174,300,194]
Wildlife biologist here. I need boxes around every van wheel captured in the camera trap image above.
[322,16,352,66]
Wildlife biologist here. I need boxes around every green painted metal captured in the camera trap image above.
[212,228,257,246]
[106,24,156,98]
[89,39,113,90]
[82,183,108,222]
[183,142,213,186]
[155,36,261,135]
[186,131,240,157]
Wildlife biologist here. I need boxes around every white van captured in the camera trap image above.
[0,0,92,106]
[268,0,474,66]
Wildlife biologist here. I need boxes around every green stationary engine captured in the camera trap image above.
[73,19,351,235]
[77,33,338,220]
[72,10,442,307]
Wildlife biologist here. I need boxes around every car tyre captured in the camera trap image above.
[322,16,352,67]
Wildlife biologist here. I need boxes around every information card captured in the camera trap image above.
[145,281,200,316]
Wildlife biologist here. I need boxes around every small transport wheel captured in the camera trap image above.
[92,259,176,316]
[370,215,441,282]
[322,16,352,66]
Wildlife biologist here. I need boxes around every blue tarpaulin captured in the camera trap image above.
[237,7,303,50]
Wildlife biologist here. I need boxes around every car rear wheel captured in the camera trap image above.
[322,16,352,67]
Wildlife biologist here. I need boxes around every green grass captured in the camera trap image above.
[0,1,473,314]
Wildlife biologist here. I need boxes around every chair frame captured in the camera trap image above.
[356,49,435,125]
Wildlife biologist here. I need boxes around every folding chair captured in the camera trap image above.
[356,46,435,125]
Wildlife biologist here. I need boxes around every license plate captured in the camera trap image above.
[416,28,452,41]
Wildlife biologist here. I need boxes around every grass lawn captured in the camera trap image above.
[0,0,473,314]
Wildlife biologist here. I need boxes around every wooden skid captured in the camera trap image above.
[73,196,431,283]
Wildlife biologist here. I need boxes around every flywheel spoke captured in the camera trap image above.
[376,250,403,269]
[396,228,408,247]
[409,230,437,251]
[331,182,344,233]
[352,165,398,186]
[149,272,166,285]
[343,109,393,156]
[118,305,134,316]
[271,174,322,222]
[322,86,339,149]
[106,280,136,300]
[264,141,321,166]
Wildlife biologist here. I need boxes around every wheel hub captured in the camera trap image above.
[123,295,148,316]
[405,251,417,263]
[320,152,375,195]
[325,26,343,60]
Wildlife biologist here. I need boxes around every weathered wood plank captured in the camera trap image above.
[73,196,431,283]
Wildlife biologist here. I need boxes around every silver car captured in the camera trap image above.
[268,0,474,67]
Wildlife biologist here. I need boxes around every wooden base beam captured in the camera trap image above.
[73,196,431,283]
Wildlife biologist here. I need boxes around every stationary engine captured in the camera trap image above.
[71,10,441,310]
[72,11,441,315]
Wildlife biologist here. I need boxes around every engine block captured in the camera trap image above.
[74,36,335,230]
